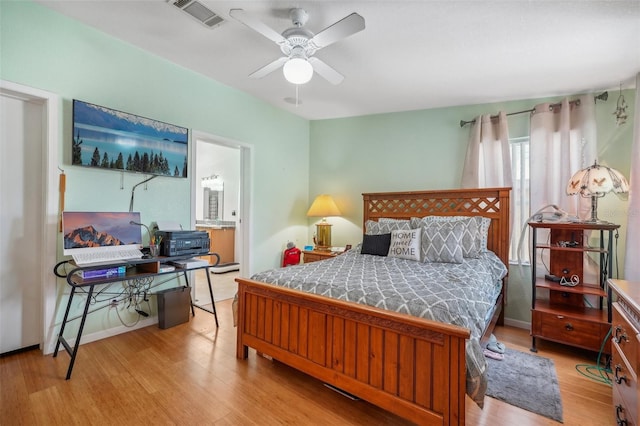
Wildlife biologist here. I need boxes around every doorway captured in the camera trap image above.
[0,81,59,355]
[191,132,251,304]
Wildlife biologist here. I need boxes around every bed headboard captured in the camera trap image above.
[362,187,511,268]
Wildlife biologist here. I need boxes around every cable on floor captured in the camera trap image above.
[575,327,612,386]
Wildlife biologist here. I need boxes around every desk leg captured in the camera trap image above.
[204,268,219,328]
[186,268,219,328]
[64,285,95,380]
[53,286,77,357]
[182,271,196,317]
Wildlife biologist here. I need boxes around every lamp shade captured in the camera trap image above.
[307,194,341,218]
[566,161,629,197]
[566,160,629,222]
[283,57,313,85]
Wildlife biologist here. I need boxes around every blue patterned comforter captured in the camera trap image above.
[250,247,507,406]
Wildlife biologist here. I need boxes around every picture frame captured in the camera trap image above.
[72,99,189,178]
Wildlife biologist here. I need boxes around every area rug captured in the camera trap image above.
[485,347,563,423]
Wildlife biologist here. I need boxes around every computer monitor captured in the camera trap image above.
[62,211,143,256]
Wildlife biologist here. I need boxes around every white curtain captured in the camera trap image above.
[625,73,640,281]
[461,111,513,188]
[529,95,597,281]
[529,95,596,219]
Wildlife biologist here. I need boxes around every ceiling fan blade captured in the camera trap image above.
[309,13,365,50]
[229,9,286,45]
[308,57,344,85]
[248,57,288,79]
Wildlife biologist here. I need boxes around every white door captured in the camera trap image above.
[0,94,44,354]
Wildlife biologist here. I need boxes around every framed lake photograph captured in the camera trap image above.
[72,99,189,178]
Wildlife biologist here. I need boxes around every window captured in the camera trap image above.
[510,136,530,264]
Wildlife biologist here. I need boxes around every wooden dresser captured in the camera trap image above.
[610,279,640,426]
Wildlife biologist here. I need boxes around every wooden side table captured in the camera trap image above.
[302,250,337,263]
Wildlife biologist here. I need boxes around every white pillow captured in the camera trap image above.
[420,221,464,264]
[388,228,421,261]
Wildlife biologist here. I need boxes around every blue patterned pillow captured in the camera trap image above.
[420,221,464,264]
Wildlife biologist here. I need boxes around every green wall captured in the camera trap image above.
[309,91,635,323]
[1,1,310,337]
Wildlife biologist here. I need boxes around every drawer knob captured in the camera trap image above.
[615,365,628,385]
[564,323,573,331]
[616,405,628,425]
[614,326,629,344]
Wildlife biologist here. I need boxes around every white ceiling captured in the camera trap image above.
[35,0,640,120]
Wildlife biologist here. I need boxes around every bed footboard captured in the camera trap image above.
[236,278,469,426]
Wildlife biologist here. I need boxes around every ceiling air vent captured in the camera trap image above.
[169,0,225,28]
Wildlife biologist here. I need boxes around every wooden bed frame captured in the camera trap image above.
[236,187,510,425]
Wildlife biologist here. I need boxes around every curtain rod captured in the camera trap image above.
[459,91,608,127]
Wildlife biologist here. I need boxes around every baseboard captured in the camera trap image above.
[503,317,530,330]
[59,316,158,350]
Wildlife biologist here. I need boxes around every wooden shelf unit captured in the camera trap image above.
[529,220,619,353]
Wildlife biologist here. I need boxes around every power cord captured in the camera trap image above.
[560,275,580,287]
[575,327,612,386]
[575,229,620,386]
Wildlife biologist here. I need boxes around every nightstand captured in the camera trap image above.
[302,250,337,263]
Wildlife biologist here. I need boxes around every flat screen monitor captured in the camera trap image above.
[62,211,143,256]
[71,99,189,178]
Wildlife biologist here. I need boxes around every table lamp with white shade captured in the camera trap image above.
[307,194,341,251]
[566,160,629,223]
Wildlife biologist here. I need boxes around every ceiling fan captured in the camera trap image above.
[229,8,365,85]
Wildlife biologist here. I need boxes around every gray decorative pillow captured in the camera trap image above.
[365,219,411,235]
[387,228,421,261]
[420,221,464,264]
[410,215,490,257]
[378,218,410,224]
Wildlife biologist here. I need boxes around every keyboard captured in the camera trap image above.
[72,248,144,266]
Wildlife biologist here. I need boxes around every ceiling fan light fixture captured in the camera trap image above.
[283,57,313,85]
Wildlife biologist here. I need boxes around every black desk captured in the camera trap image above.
[53,253,220,379]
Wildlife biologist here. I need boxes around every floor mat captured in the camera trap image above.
[485,347,563,423]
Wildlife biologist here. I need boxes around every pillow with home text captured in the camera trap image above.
[387,228,421,261]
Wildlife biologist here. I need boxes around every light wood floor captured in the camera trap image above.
[1,299,612,425]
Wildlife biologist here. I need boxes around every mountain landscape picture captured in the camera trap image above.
[63,212,142,250]
[72,99,188,178]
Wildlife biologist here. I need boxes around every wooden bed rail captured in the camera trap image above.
[236,278,469,425]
